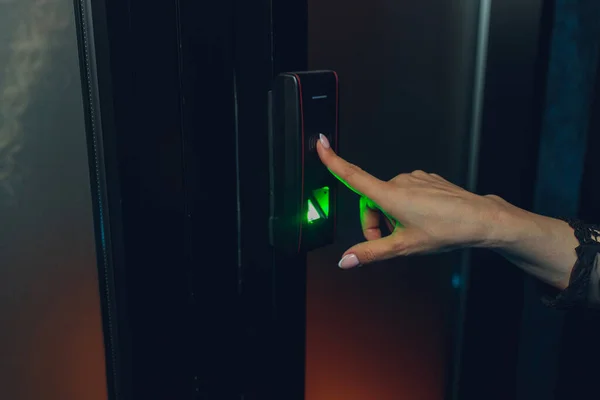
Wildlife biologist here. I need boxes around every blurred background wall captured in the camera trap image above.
[0,1,107,399]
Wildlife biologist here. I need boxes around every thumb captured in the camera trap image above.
[338,233,410,269]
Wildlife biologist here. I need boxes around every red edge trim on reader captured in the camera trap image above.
[332,71,339,238]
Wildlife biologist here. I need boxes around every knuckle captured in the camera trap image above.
[484,194,504,203]
[392,173,411,184]
[408,170,429,183]
[362,247,377,263]
[391,238,410,256]
[407,175,420,184]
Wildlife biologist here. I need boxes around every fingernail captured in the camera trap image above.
[319,133,330,149]
[338,254,360,269]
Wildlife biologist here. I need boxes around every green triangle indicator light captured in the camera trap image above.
[313,187,329,218]
[307,199,321,223]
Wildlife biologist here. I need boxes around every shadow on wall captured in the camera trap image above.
[304,1,478,398]
[306,247,452,399]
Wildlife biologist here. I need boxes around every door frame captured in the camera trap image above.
[75,0,241,398]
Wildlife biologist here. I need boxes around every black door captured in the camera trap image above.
[75,0,241,398]
[75,0,308,398]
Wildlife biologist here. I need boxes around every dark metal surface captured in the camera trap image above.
[177,0,240,397]
[233,0,309,397]
[75,0,241,398]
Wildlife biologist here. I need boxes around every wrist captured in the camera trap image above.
[486,202,578,289]
[479,200,535,249]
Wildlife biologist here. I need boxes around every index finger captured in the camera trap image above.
[316,135,391,208]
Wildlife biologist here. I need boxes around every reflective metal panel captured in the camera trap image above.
[305,1,484,399]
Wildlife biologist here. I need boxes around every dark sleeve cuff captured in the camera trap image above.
[587,252,600,307]
[542,218,600,310]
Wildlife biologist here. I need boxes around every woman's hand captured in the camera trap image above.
[316,134,511,267]
[316,134,577,289]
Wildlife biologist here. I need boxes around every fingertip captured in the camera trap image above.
[319,133,331,148]
[316,138,331,156]
[338,253,360,269]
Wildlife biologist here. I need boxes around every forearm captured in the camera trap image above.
[488,205,579,290]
